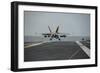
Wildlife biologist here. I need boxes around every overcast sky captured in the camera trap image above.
[24,11,90,36]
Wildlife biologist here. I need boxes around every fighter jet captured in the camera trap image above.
[42,25,70,40]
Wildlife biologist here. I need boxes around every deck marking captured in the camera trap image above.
[69,49,80,59]
[76,41,90,57]
[25,42,46,48]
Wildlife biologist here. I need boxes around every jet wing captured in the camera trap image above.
[57,33,70,35]
[42,33,51,35]
[42,33,51,37]
[57,33,71,37]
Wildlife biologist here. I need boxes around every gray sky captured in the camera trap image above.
[24,11,90,36]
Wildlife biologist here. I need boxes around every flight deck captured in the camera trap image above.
[24,41,90,62]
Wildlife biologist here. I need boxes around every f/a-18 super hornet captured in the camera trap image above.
[42,25,70,40]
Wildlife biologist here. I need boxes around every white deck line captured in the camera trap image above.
[76,41,90,57]
[69,49,80,59]
[25,42,47,48]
